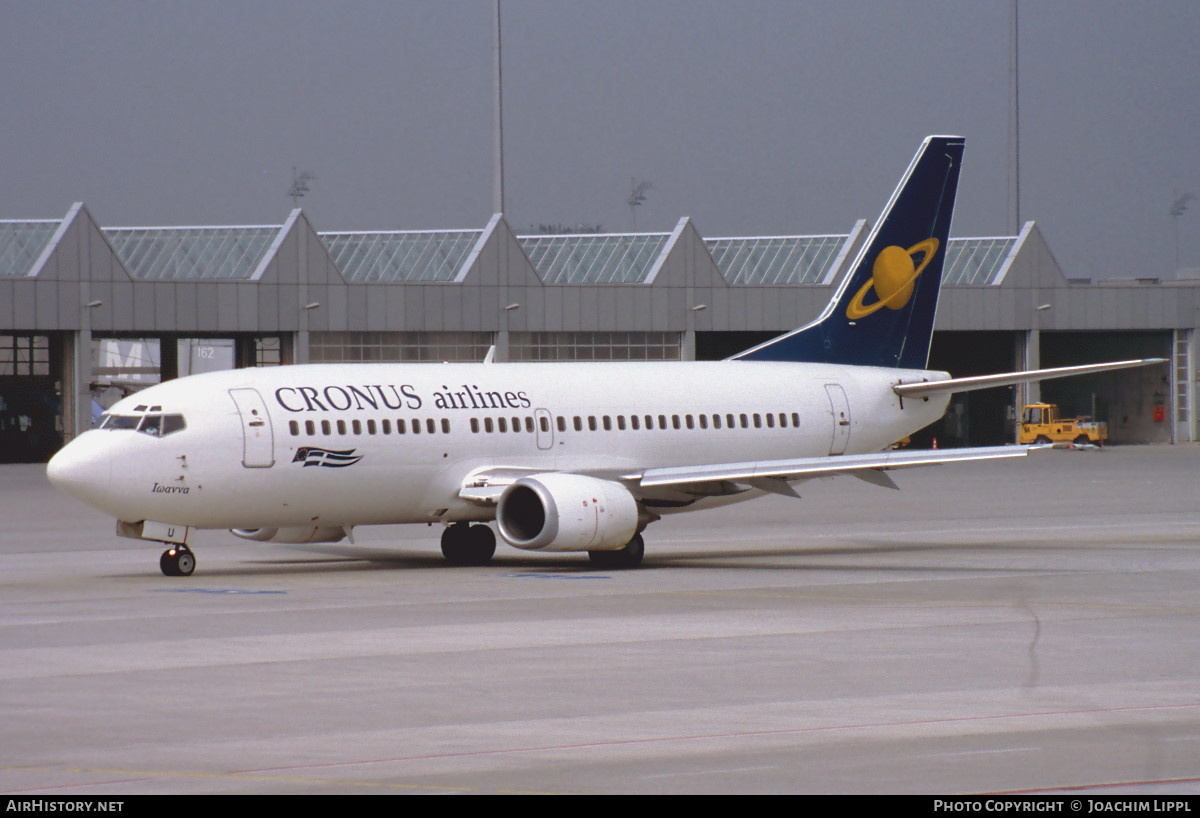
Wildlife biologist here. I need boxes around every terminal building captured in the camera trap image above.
[0,202,1190,462]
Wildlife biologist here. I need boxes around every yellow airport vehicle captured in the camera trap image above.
[1018,403,1107,445]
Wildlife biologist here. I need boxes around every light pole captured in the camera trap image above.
[628,178,652,231]
[1170,192,1194,272]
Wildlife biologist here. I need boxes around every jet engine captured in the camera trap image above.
[230,526,348,544]
[496,473,640,552]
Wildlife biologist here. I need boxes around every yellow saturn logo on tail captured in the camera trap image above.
[845,238,939,319]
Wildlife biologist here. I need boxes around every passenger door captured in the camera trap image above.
[228,388,275,468]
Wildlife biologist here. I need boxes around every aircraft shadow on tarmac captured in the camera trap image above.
[105,536,1109,578]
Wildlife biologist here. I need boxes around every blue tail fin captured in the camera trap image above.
[732,135,964,369]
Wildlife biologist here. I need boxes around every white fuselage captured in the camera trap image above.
[47,361,950,531]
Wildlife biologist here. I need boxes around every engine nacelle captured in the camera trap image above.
[496,473,639,552]
[230,526,348,544]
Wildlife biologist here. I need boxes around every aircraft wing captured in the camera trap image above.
[632,445,1038,496]
[460,446,1040,506]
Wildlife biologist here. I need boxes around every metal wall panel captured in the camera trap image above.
[303,286,329,332]
[379,286,402,331]
[418,286,441,331]
[174,283,198,332]
[235,283,258,332]
[276,283,300,331]
[196,283,218,329]
[344,284,368,329]
[255,284,276,329]
[596,288,616,329]
[215,284,238,333]
[323,281,348,331]
[401,285,423,330]
[562,288,583,332]
[542,287,563,332]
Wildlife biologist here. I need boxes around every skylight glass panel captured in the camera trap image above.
[321,231,480,282]
[519,234,668,284]
[706,235,847,285]
[943,237,1016,286]
[0,221,60,277]
[104,227,279,280]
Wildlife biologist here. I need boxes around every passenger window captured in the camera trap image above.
[712,414,722,429]
[672,415,681,430]
[484,417,494,433]
[498,417,507,433]
[367,419,377,435]
[337,420,347,435]
[617,415,626,431]
[321,420,331,435]
[289,420,299,436]
[588,416,597,432]
[426,419,436,434]
[791,412,800,427]
[631,415,640,430]
[602,416,612,431]
[382,419,391,435]
[573,416,582,432]
[540,416,550,433]
[471,418,480,433]
[412,419,421,434]
[306,420,316,436]
[352,420,362,435]
[556,416,566,433]
[727,413,736,428]
[753,414,762,428]
[658,414,667,429]
[525,417,534,433]
[765,414,775,428]
[397,419,406,434]
[441,419,450,434]
[685,415,695,430]
[739,413,748,428]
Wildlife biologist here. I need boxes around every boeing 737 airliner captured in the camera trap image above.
[46,137,1161,576]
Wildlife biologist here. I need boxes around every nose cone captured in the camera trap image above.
[47,433,115,511]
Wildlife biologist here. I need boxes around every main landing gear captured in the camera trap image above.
[159,545,196,577]
[440,523,497,566]
[588,533,645,570]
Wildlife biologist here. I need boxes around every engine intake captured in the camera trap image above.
[496,473,639,552]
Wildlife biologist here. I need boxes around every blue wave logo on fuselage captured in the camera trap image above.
[292,447,363,468]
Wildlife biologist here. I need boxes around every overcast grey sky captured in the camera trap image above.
[3,0,1197,280]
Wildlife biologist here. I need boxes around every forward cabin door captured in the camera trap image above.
[228,388,275,468]
[824,384,851,455]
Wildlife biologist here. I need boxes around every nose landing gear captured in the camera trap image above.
[160,545,196,577]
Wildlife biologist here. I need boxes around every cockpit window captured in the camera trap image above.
[99,414,139,430]
[98,412,186,436]
[138,415,164,436]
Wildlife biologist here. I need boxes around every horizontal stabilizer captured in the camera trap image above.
[636,445,1036,490]
[893,358,1167,399]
